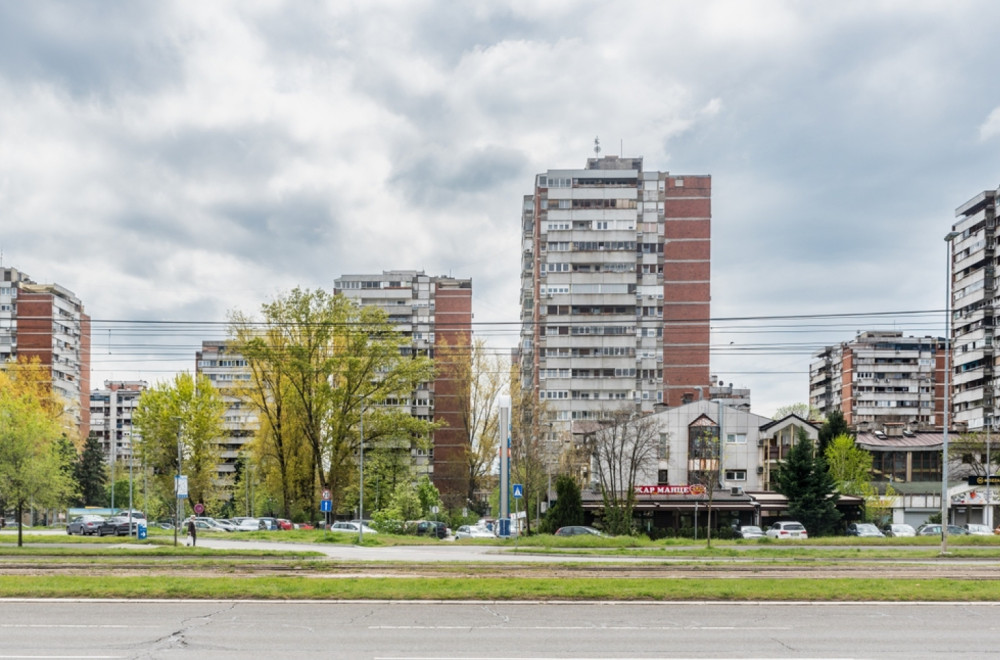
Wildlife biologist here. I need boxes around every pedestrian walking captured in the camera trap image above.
[186,517,197,547]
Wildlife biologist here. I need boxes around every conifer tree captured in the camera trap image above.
[774,428,841,536]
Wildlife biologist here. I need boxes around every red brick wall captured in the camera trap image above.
[432,282,473,504]
[662,175,711,406]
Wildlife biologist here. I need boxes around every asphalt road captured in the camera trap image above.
[2,600,998,659]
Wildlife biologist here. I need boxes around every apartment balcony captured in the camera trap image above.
[954,387,985,406]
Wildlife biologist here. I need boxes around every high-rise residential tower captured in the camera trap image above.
[1,267,91,439]
[334,271,473,503]
[950,190,998,431]
[89,380,147,465]
[518,155,711,433]
[809,331,945,431]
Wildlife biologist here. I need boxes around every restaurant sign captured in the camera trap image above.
[634,484,707,496]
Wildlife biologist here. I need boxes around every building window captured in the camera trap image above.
[725,470,747,481]
[726,433,747,444]
[657,469,669,485]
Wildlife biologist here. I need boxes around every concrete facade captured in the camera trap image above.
[518,156,711,448]
[1,267,91,440]
[950,190,998,431]
[334,271,473,501]
[89,380,146,465]
[196,341,257,478]
[809,331,945,431]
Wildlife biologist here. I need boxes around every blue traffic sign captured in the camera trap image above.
[512,483,523,499]
[320,500,332,513]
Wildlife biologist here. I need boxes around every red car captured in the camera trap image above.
[277,519,293,530]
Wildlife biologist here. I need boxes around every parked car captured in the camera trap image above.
[766,521,808,540]
[915,524,969,536]
[257,517,280,531]
[455,525,494,539]
[66,514,105,536]
[211,519,237,532]
[735,525,765,539]
[964,523,993,536]
[97,516,138,537]
[330,521,378,535]
[413,520,448,539]
[846,522,885,537]
[882,523,916,537]
[294,522,315,530]
[554,525,604,537]
[235,518,262,531]
[277,519,294,530]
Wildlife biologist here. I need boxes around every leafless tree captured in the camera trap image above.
[585,407,661,536]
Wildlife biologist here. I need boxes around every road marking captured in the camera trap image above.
[370,625,789,631]
[0,625,135,629]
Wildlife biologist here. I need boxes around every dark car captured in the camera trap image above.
[66,514,105,536]
[554,525,604,537]
[96,516,138,537]
[414,520,448,539]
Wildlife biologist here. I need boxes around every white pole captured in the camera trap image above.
[943,230,959,553]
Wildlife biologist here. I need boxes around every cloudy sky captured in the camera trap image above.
[3,0,1000,416]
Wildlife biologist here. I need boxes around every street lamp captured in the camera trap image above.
[358,394,365,543]
[942,229,960,553]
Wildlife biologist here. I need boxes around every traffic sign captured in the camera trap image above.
[513,483,523,499]
[320,500,332,513]
[193,502,204,515]
[175,475,188,499]
[322,489,331,501]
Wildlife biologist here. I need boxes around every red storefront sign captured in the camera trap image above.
[634,484,707,496]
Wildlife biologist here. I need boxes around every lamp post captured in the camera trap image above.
[942,230,960,553]
[358,394,365,543]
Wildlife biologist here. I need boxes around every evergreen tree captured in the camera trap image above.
[774,428,841,536]
[540,475,584,533]
[74,434,108,506]
[817,410,850,456]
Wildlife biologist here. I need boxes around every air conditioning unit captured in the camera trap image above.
[757,439,764,447]
[730,486,743,496]
[756,466,765,474]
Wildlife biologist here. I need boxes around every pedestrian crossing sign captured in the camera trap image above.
[513,484,523,499]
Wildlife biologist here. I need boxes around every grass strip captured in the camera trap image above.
[0,575,998,601]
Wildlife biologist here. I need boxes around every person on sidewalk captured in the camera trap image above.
[186,517,197,547]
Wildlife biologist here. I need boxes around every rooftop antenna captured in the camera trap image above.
[593,136,601,157]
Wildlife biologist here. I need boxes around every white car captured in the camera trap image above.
[882,523,916,537]
[454,525,494,539]
[965,523,994,536]
[766,521,808,540]
[236,518,263,531]
[330,521,378,535]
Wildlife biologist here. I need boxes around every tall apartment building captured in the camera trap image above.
[1,267,91,439]
[518,155,711,432]
[89,380,146,465]
[809,331,945,431]
[334,271,473,502]
[950,190,998,431]
[195,341,257,479]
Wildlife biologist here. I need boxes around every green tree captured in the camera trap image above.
[824,434,872,496]
[817,410,850,456]
[0,364,75,546]
[774,428,841,536]
[229,288,437,516]
[133,372,226,519]
[540,474,584,533]
[74,433,108,506]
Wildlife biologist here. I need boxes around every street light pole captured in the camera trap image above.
[358,394,365,544]
[942,230,960,553]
